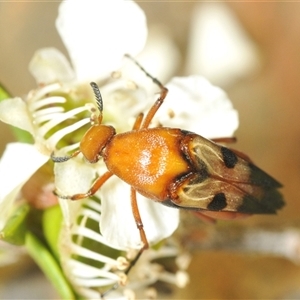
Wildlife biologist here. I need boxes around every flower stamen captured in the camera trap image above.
[28,83,63,104]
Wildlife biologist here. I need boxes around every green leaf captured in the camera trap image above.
[0,203,30,245]
[43,204,62,259]
[25,232,75,300]
[11,127,34,144]
[0,83,11,101]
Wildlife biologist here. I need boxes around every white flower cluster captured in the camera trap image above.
[0,1,238,298]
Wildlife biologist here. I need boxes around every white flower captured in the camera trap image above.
[59,197,190,299]
[0,143,48,231]
[55,0,147,83]
[0,0,239,297]
[0,0,151,245]
[0,81,84,230]
[155,75,239,137]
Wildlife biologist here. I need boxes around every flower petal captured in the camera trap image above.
[0,98,34,135]
[100,176,179,250]
[153,76,239,138]
[54,157,97,227]
[186,3,259,86]
[29,48,75,85]
[0,143,49,230]
[56,0,147,82]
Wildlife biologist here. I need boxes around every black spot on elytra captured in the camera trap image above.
[207,193,227,211]
[221,147,238,168]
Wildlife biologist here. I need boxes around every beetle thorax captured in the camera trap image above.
[103,128,192,201]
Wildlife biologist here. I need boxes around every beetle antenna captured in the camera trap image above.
[124,54,165,91]
[125,54,168,129]
[90,82,103,113]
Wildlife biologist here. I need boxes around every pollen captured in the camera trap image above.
[123,289,136,300]
[118,272,128,286]
[175,270,190,288]
[144,287,157,299]
[175,252,192,270]
[167,108,175,119]
[126,80,138,90]
[111,71,121,79]
[116,256,130,270]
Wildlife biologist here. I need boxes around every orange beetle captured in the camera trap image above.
[52,55,284,254]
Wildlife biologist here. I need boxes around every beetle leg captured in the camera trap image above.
[100,187,148,298]
[141,86,168,129]
[102,188,149,297]
[132,112,144,130]
[211,137,237,144]
[54,171,113,200]
[130,187,149,250]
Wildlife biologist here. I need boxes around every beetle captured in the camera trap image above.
[52,54,284,262]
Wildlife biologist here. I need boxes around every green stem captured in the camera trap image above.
[25,232,75,300]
